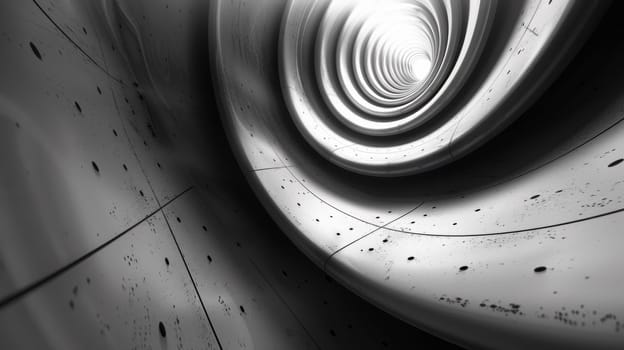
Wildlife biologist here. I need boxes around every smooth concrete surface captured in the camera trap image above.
[1,0,623,349]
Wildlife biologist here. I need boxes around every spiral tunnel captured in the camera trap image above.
[1,0,624,349]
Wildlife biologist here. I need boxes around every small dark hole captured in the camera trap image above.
[30,42,42,60]
[239,305,245,313]
[176,217,181,223]
[122,164,128,171]
[407,256,414,261]
[459,265,469,271]
[91,161,99,173]
[202,225,207,231]
[164,257,169,266]
[534,266,547,273]
[158,322,166,337]
[608,159,623,168]
[207,255,212,263]
[530,194,540,200]
[112,129,118,136]
[74,101,82,113]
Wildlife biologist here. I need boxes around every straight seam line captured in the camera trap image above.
[323,203,423,273]
[247,258,323,350]
[160,200,224,350]
[250,165,292,172]
[0,186,192,309]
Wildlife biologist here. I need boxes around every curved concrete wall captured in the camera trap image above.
[0,1,454,349]
[1,0,623,349]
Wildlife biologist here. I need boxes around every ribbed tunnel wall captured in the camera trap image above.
[1,0,623,349]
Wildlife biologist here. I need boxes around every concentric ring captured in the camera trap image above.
[280,0,497,175]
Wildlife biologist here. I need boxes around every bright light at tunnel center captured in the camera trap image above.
[411,56,432,81]
[344,0,434,86]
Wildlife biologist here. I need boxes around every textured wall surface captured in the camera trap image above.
[212,0,624,348]
[0,0,455,349]
[1,0,623,349]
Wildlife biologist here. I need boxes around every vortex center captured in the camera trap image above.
[410,55,432,81]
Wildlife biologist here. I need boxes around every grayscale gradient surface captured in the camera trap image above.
[1,0,623,349]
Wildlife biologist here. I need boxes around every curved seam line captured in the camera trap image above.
[268,115,624,236]
[267,146,414,229]
[381,205,624,238]
[32,0,125,85]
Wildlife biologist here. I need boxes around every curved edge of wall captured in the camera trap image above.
[0,1,459,349]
